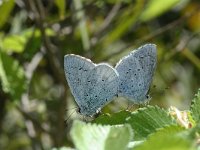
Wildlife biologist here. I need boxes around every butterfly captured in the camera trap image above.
[115,44,157,103]
[64,44,157,116]
[64,54,119,116]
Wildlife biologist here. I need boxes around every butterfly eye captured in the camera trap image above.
[146,95,151,99]
[77,107,81,113]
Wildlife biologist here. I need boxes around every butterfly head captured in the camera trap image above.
[77,106,101,117]
[145,94,152,100]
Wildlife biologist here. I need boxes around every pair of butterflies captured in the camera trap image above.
[64,44,157,117]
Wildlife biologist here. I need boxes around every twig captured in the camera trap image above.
[25,52,43,81]
[176,32,200,52]
[94,3,121,38]
[102,6,200,61]
[31,0,68,146]
[20,49,47,148]
[32,0,66,84]
[175,32,200,70]
[17,105,50,134]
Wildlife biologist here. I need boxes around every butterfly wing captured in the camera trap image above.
[64,54,96,108]
[115,44,157,103]
[81,63,119,116]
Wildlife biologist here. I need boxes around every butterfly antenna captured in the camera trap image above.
[64,110,76,125]
[65,106,78,112]
[151,86,170,97]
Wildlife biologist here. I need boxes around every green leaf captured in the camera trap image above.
[55,0,66,19]
[70,120,132,150]
[94,106,176,140]
[2,34,27,53]
[126,106,176,140]
[0,0,15,28]
[2,28,54,54]
[0,51,27,101]
[93,110,131,125]
[190,89,200,123]
[134,125,195,150]
[140,0,180,21]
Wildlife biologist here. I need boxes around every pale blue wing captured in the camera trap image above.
[115,44,157,103]
[80,63,119,116]
[64,54,95,108]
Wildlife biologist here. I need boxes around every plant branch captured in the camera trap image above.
[93,2,121,39]
[29,0,68,146]
[102,6,200,61]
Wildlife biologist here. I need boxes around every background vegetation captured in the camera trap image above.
[0,0,200,149]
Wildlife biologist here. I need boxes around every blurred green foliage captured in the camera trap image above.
[0,0,200,149]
